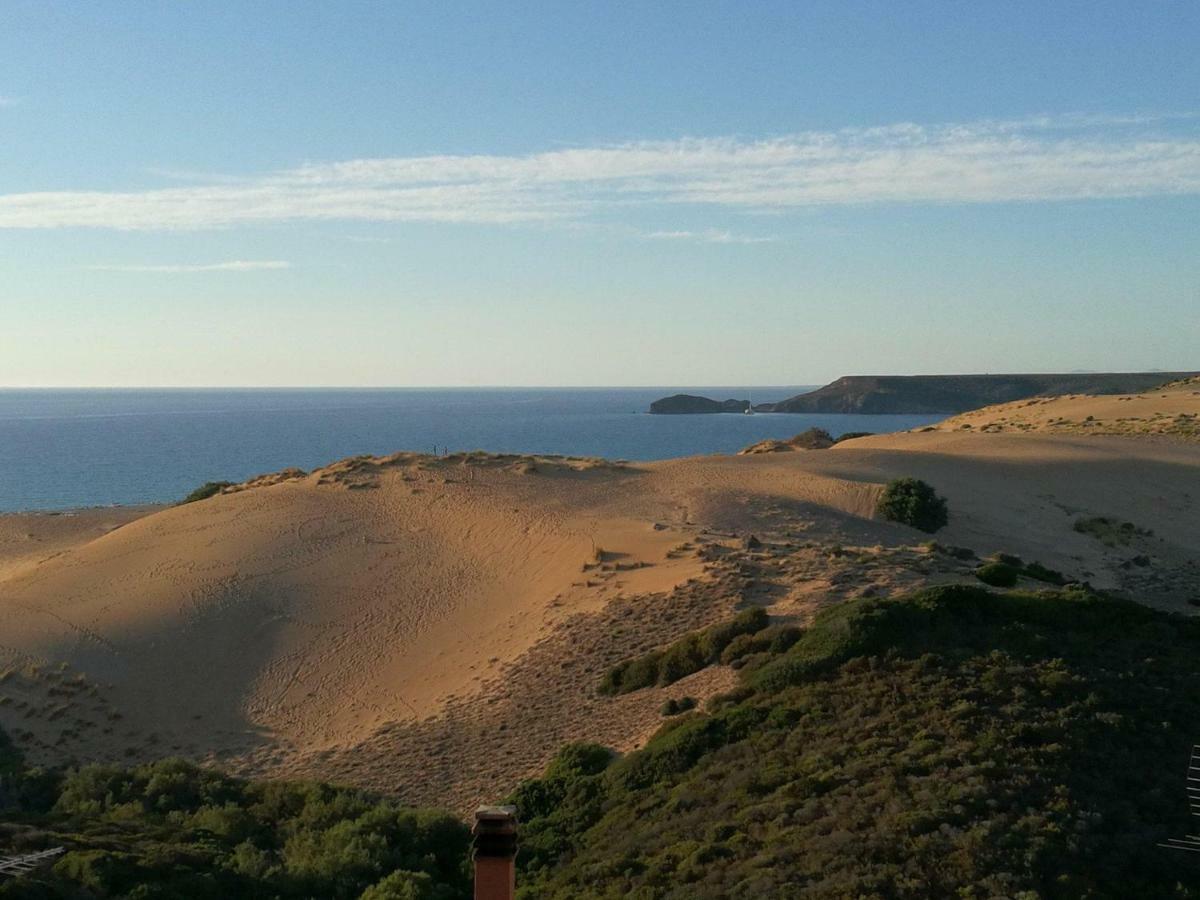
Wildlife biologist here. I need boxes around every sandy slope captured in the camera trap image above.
[1,407,1198,810]
[0,506,155,583]
[0,456,712,761]
[921,375,1200,438]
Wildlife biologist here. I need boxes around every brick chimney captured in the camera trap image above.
[473,805,518,900]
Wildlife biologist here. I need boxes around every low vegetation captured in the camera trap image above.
[787,428,835,449]
[179,481,234,504]
[0,745,469,899]
[1074,516,1153,547]
[875,477,949,533]
[1022,560,1068,585]
[973,559,1019,587]
[513,584,1200,897]
[597,607,769,696]
[832,431,873,443]
[971,553,1069,588]
[922,540,976,560]
[660,697,697,717]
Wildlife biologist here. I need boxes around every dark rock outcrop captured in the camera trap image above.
[649,394,750,414]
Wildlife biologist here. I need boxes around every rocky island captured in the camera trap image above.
[648,394,751,414]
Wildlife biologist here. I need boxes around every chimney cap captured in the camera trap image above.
[473,805,518,860]
[475,805,517,823]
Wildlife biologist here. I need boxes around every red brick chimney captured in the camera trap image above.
[473,805,518,900]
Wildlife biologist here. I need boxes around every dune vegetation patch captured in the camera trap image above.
[739,428,835,455]
[660,696,697,717]
[972,553,1067,588]
[1074,515,1153,547]
[832,430,874,443]
[512,584,1200,897]
[973,559,1019,587]
[178,481,234,504]
[597,607,770,696]
[0,740,470,899]
[875,477,949,533]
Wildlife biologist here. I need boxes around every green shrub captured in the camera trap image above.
[52,850,142,895]
[698,607,769,660]
[1023,561,1067,585]
[180,481,234,504]
[875,478,949,532]
[719,624,803,665]
[1074,516,1152,547]
[660,697,697,716]
[975,561,1020,587]
[360,870,445,900]
[598,607,771,695]
[1,746,471,899]
[543,743,613,779]
[923,541,977,560]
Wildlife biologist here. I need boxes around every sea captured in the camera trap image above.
[0,389,943,512]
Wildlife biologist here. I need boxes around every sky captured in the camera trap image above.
[1,1,1198,387]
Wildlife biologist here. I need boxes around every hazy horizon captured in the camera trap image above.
[1,368,1196,391]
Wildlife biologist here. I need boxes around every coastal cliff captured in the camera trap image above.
[650,372,1198,415]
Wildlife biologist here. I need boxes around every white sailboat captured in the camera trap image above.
[744,390,754,415]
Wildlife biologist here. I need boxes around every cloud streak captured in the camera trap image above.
[5,114,1199,231]
[86,260,291,273]
[643,229,778,244]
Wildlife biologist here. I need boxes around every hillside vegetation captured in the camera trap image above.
[0,745,470,899]
[2,584,1198,897]
[511,585,1200,898]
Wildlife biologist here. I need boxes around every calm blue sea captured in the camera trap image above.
[0,389,943,511]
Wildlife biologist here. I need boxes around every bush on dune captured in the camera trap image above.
[875,477,949,532]
[179,481,234,504]
[788,427,835,449]
[974,560,1019,587]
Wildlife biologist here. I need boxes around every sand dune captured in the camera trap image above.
[0,506,154,583]
[1,408,1198,810]
[921,374,1200,438]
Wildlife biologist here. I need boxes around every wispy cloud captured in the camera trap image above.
[643,229,778,244]
[85,260,291,273]
[5,114,1199,231]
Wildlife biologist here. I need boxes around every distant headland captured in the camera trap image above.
[649,372,1199,415]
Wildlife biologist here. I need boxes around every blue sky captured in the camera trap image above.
[1,1,1197,386]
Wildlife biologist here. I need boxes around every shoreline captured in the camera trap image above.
[0,502,166,518]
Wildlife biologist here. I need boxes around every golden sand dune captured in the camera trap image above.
[1,425,1198,810]
[0,506,153,583]
[922,375,1200,438]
